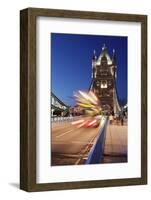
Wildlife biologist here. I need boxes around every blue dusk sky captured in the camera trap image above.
[51,33,127,106]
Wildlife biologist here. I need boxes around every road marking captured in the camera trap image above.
[74,135,98,165]
[71,141,94,145]
[56,130,73,138]
[75,158,82,165]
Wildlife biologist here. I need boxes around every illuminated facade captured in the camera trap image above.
[90,44,121,114]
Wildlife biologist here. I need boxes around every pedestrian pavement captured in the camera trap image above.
[103,123,127,163]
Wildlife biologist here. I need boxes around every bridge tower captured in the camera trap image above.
[90,44,121,114]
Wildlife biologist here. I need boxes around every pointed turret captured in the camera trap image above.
[92,49,97,61]
[111,49,117,79]
[112,49,116,65]
[92,50,97,78]
[102,43,106,51]
[97,44,112,65]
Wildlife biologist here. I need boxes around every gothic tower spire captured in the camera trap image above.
[90,44,121,114]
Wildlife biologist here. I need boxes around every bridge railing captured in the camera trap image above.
[51,116,81,123]
[85,117,108,164]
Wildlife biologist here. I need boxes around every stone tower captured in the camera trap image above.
[90,44,121,114]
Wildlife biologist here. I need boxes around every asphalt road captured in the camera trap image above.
[51,121,101,166]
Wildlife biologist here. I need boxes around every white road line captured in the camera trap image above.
[56,130,73,138]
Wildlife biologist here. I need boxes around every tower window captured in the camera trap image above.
[101,80,107,88]
[96,81,99,86]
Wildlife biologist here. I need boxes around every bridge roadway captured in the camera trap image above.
[51,120,102,166]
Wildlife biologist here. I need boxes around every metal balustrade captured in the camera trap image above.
[51,116,81,123]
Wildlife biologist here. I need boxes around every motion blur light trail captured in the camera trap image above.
[74,91,98,107]
[71,91,102,128]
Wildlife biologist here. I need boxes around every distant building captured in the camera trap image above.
[51,92,69,116]
[90,44,121,114]
[69,105,85,116]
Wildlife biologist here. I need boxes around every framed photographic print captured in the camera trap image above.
[20,8,147,191]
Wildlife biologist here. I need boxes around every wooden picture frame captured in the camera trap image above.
[20,7,147,192]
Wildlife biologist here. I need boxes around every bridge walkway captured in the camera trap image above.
[103,122,127,163]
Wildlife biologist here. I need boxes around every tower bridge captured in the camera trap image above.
[51,44,127,166]
[90,44,121,114]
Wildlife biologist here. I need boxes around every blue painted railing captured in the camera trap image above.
[85,117,108,164]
